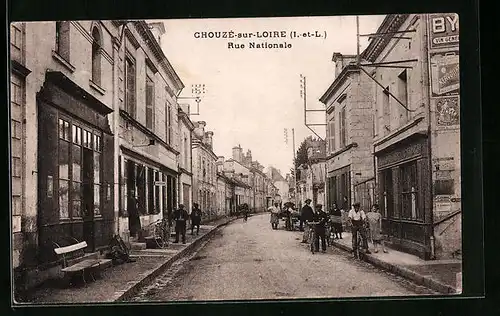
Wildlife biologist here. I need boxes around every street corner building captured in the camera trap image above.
[8,20,187,297]
[191,121,219,218]
[295,138,327,208]
[320,13,461,260]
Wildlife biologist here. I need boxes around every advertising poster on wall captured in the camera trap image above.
[430,50,460,97]
[435,97,460,126]
[428,13,459,50]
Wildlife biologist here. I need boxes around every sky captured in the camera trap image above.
[156,15,385,176]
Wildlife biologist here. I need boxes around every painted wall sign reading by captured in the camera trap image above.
[435,97,460,126]
[430,51,460,97]
[429,13,459,49]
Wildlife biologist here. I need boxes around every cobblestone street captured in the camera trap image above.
[129,214,437,301]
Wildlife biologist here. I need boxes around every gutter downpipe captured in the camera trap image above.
[423,14,436,260]
[113,22,128,237]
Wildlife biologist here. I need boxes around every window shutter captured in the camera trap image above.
[126,61,136,118]
[145,78,153,129]
[59,21,71,61]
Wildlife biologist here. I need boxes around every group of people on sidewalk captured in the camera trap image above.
[126,195,206,245]
[298,198,388,257]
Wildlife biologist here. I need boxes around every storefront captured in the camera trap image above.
[376,133,432,259]
[327,165,351,210]
[37,71,114,264]
[118,149,177,236]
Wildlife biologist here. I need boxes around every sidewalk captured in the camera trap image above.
[23,216,238,304]
[331,232,462,294]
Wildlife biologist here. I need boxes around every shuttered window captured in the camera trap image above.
[91,27,102,85]
[125,57,136,118]
[55,21,71,61]
[339,107,346,148]
[146,75,155,130]
[328,116,335,152]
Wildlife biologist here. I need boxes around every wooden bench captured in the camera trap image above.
[53,239,111,285]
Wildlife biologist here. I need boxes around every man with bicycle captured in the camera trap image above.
[348,202,371,258]
[300,199,314,243]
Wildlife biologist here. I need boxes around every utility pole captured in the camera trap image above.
[356,15,360,65]
[292,128,298,208]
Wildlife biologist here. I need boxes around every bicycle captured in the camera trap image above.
[146,218,170,249]
[352,223,369,260]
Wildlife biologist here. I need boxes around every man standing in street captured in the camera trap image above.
[348,202,371,258]
[173,204,189,244]
[190,203,202,236]
[313,204,329,253]
[301,199,314,243]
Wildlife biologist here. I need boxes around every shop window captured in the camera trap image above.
[91,27,102,85]
[381,168,394,218]
[55,21,70,61]
[154,171,160,214]
[161,173,166,216]
[58,119,71,219]
[146,74,155,130]
[400,161,420,220]
[125,56,136,118]
[71,142,82,218]
[93,150,101,216]
[147,167,154,214]
[137,165,146,214]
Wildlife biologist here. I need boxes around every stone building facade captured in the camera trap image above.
[362,14,461,260]
[9,20,189,295]
[178,106,195,212]
[10,21,121,292]
[320,53,375,212]
[116,21,183,241]
[192,121,217,218]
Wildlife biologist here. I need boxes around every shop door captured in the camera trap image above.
[183,184,190,210]
[82,147,95,251]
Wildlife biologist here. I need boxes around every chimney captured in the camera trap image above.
[332,52,358,77]
[204,131,214,149]
[216,156,224,173]
[245,149,252,166]
[147,22,166,46]
[232,144,243,162]
[194,121,206,139]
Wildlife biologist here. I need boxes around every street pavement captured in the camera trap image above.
[130,213,437,301]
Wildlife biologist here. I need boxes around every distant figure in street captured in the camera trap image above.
[242,203,249,222]
[301,199,314,243]
[313,204,329,253]
[190,203,202,236]
[173,204,189,244]
[348,202,371,258]
[329,203,343,239]
[269,202,280,230]
[128,192,141,238]
[366,204,387,253]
